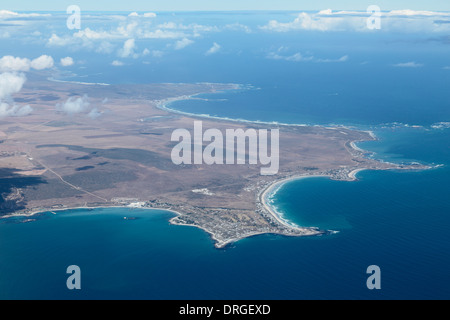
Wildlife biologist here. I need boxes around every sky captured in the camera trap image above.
[2,0,450,12]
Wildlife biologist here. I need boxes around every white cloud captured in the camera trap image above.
[141,48,163,57]
[317,55,349,63]
[0,72,26,100]
[0,72,32,117]
[47,34,72,46]
[174,38,194,50]
[318,9,333,16]
[0,102,32,117]
[141,29,186,39]
[0,55,54,72]
[268,52,314,62]
[30,55,54,70]
[386,10,450,17]
[143,12,157,18]
[0,55,55,117]
[0,10,51,19]
[57,95,90,115]
[157,22,218,33]
[111,60,124,66]
[393,62,423,68]
[224,23,252,33]
[128,12,156,18]
[206,42,221,55]
[261,12,343,32]
[260,10,450,33]
[46,18,219,52]
[267,50,348,63]
[88,108,102,119]
[96,41,115,54]
[118,38,136,58]
[317,9,450,18]
[74,27,122,40]
[60,57,74,67]
[0,56,31,72]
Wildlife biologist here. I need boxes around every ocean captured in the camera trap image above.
[0,11,449,299]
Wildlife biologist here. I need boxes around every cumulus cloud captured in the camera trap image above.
[0,55,54,72]
[56,95,102,118]
[46,18,223,53]
[30,55,54,70]
[174,38,194,50]
[0,55,53,118]
[0,72,32,117]
[48,34,73,46]
[128,12,157,18]
[260,9,450,33]
[60,57,74,67]
[118,38,136,58]
[88,108,102,119]
[0,102,32,117]
[74,27,122,40]
[206,42,221,55]
[57,95,90,115]
[0,72,26,100]
[261,12,343,32]
[0,56,31,72]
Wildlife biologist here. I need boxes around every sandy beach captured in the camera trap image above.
[259,175,327,231]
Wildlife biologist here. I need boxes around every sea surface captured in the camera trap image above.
[0,11,449,299]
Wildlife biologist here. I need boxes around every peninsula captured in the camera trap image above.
[0,74,428,248]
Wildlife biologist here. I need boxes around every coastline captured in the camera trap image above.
[259,175,327,229]
[2,82,423,248]
[0,204,231,248]
[1,203,298,249]
[258,168,365,235]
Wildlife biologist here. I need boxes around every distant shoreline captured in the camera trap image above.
[155,88,368,132]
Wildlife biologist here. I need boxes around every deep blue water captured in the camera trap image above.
[1,11,449,299]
